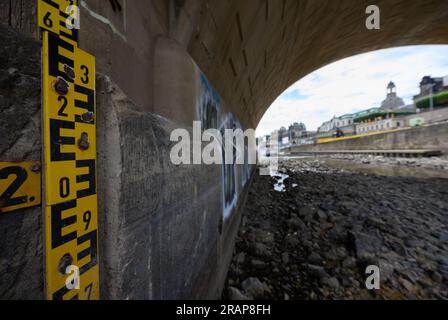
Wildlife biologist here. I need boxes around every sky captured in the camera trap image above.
[256,45,448,137]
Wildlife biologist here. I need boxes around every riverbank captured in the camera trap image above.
[287,121,448,155]
[224,158,448,300]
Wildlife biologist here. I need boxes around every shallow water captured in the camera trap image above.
[270,171,289,192]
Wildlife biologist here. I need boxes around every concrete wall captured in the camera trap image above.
[97,74,227,299]
[96,40,255,298]
[288,123,448,154]
[405,107,448,126]
[0,24,43,300]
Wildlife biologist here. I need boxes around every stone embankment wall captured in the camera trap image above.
[288,122,448,155]
[405,108,448,126]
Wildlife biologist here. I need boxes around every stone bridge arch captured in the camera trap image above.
[1,0,448,300]
[182,0,448,128]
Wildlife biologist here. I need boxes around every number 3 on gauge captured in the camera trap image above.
[80,65,89,84]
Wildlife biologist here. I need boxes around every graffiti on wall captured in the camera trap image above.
[199,73,220,130]
[197,72,254,221]
[220,113,237,219]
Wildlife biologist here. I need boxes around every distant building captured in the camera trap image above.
[316,119,333,137]
[256,135,272,157]
[355,83,412,134]
[414,75,448,101]
[354,107,411,134]
[296,131,317,145]
[277,126,288,145]
[316,118,335,139]
[336,113,356,136]
[272,122,315,147]
[413,75,448,110]
[276,77,448,145]
[288,122,307,142]
[316,113,355,139]
[380,81,405,110]
[317,81,414,138]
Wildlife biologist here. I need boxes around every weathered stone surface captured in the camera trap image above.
[308,253,324,265]
[250,259,266,270]
[96,74,227,299]
[0,24,43,300]
[227,286,250,300]
[306,264,328,280]
[0,24,41,159]
[321,277,340,290]
[284,234,299,247]
[251,243,271,258]
[281,252,289,265]
[240,277,268,299]
[347,231,383,260]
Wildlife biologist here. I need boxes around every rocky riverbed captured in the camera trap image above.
[224,158,448,300]
[328,154,448,171]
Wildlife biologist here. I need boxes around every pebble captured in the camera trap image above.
[241,277,268,299]
[321,277,340,290]
[227,287,250,300]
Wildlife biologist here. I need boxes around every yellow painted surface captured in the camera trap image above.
[37,0,60,35]
[0,161,41,214]
[317,128,404,144]
[38,0,79,45]
[42,26,99,300]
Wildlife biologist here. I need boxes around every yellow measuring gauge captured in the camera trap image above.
[0,161,41,214]
[42,30,99,300]
[38,0,79,46]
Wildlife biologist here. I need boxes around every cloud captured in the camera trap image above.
[256,45,448,136]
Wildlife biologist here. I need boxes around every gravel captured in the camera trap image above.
[224,157,448,300]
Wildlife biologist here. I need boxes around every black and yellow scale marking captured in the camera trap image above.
[38,0,99,300]
[0,161,41,214]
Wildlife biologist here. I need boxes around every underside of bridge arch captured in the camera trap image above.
[183,0,448,129]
